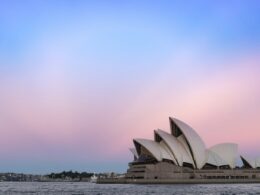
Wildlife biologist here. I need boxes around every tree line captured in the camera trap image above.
[46,171,94,180]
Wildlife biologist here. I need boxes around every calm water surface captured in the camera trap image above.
[0,182,259,195]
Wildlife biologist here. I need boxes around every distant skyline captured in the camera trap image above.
[0,0,260,173]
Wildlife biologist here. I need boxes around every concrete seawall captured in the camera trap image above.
[97,178,260,184]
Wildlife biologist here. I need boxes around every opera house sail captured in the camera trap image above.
[98,117,260,184]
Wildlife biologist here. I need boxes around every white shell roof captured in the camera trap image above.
[241,156,260,168]
[240,155,256,168]
[133,139,173,162]
[155,129,194,166]
[209,143,238,169]
[170,117,206,169]
[255,157,260,168]
[205,149,228,167]
[129,148,139,159]
[177,134,195,167]
[159,140,178,165]
[129,117,247,170]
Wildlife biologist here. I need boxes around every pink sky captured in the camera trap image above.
[1,51,260,173]
[1,1,260,173]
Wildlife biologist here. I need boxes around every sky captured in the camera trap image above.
[0,0,260,174]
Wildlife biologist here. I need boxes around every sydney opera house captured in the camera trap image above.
[125,117,260,182]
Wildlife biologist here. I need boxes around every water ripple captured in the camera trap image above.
[0,182,259,195]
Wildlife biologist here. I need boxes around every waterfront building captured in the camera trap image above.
[126,117,260,180]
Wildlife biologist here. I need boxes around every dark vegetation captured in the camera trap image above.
[46,171,94,180]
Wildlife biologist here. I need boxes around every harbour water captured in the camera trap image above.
[0,182,260,194]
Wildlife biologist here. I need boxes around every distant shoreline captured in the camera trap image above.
[0,171,116,182]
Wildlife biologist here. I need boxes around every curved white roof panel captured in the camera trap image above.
[209,143,238,169]
[159,140,178,165]
[205,149,228,167]
[255,157,260,168]
[129,148,139,159]
[240,155,255,168]
[177,134,195,167]
[133,139,173,162]
[170,117,206,169]
[155,129,194,166]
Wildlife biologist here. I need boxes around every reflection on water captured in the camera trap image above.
[0,182,260,195]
